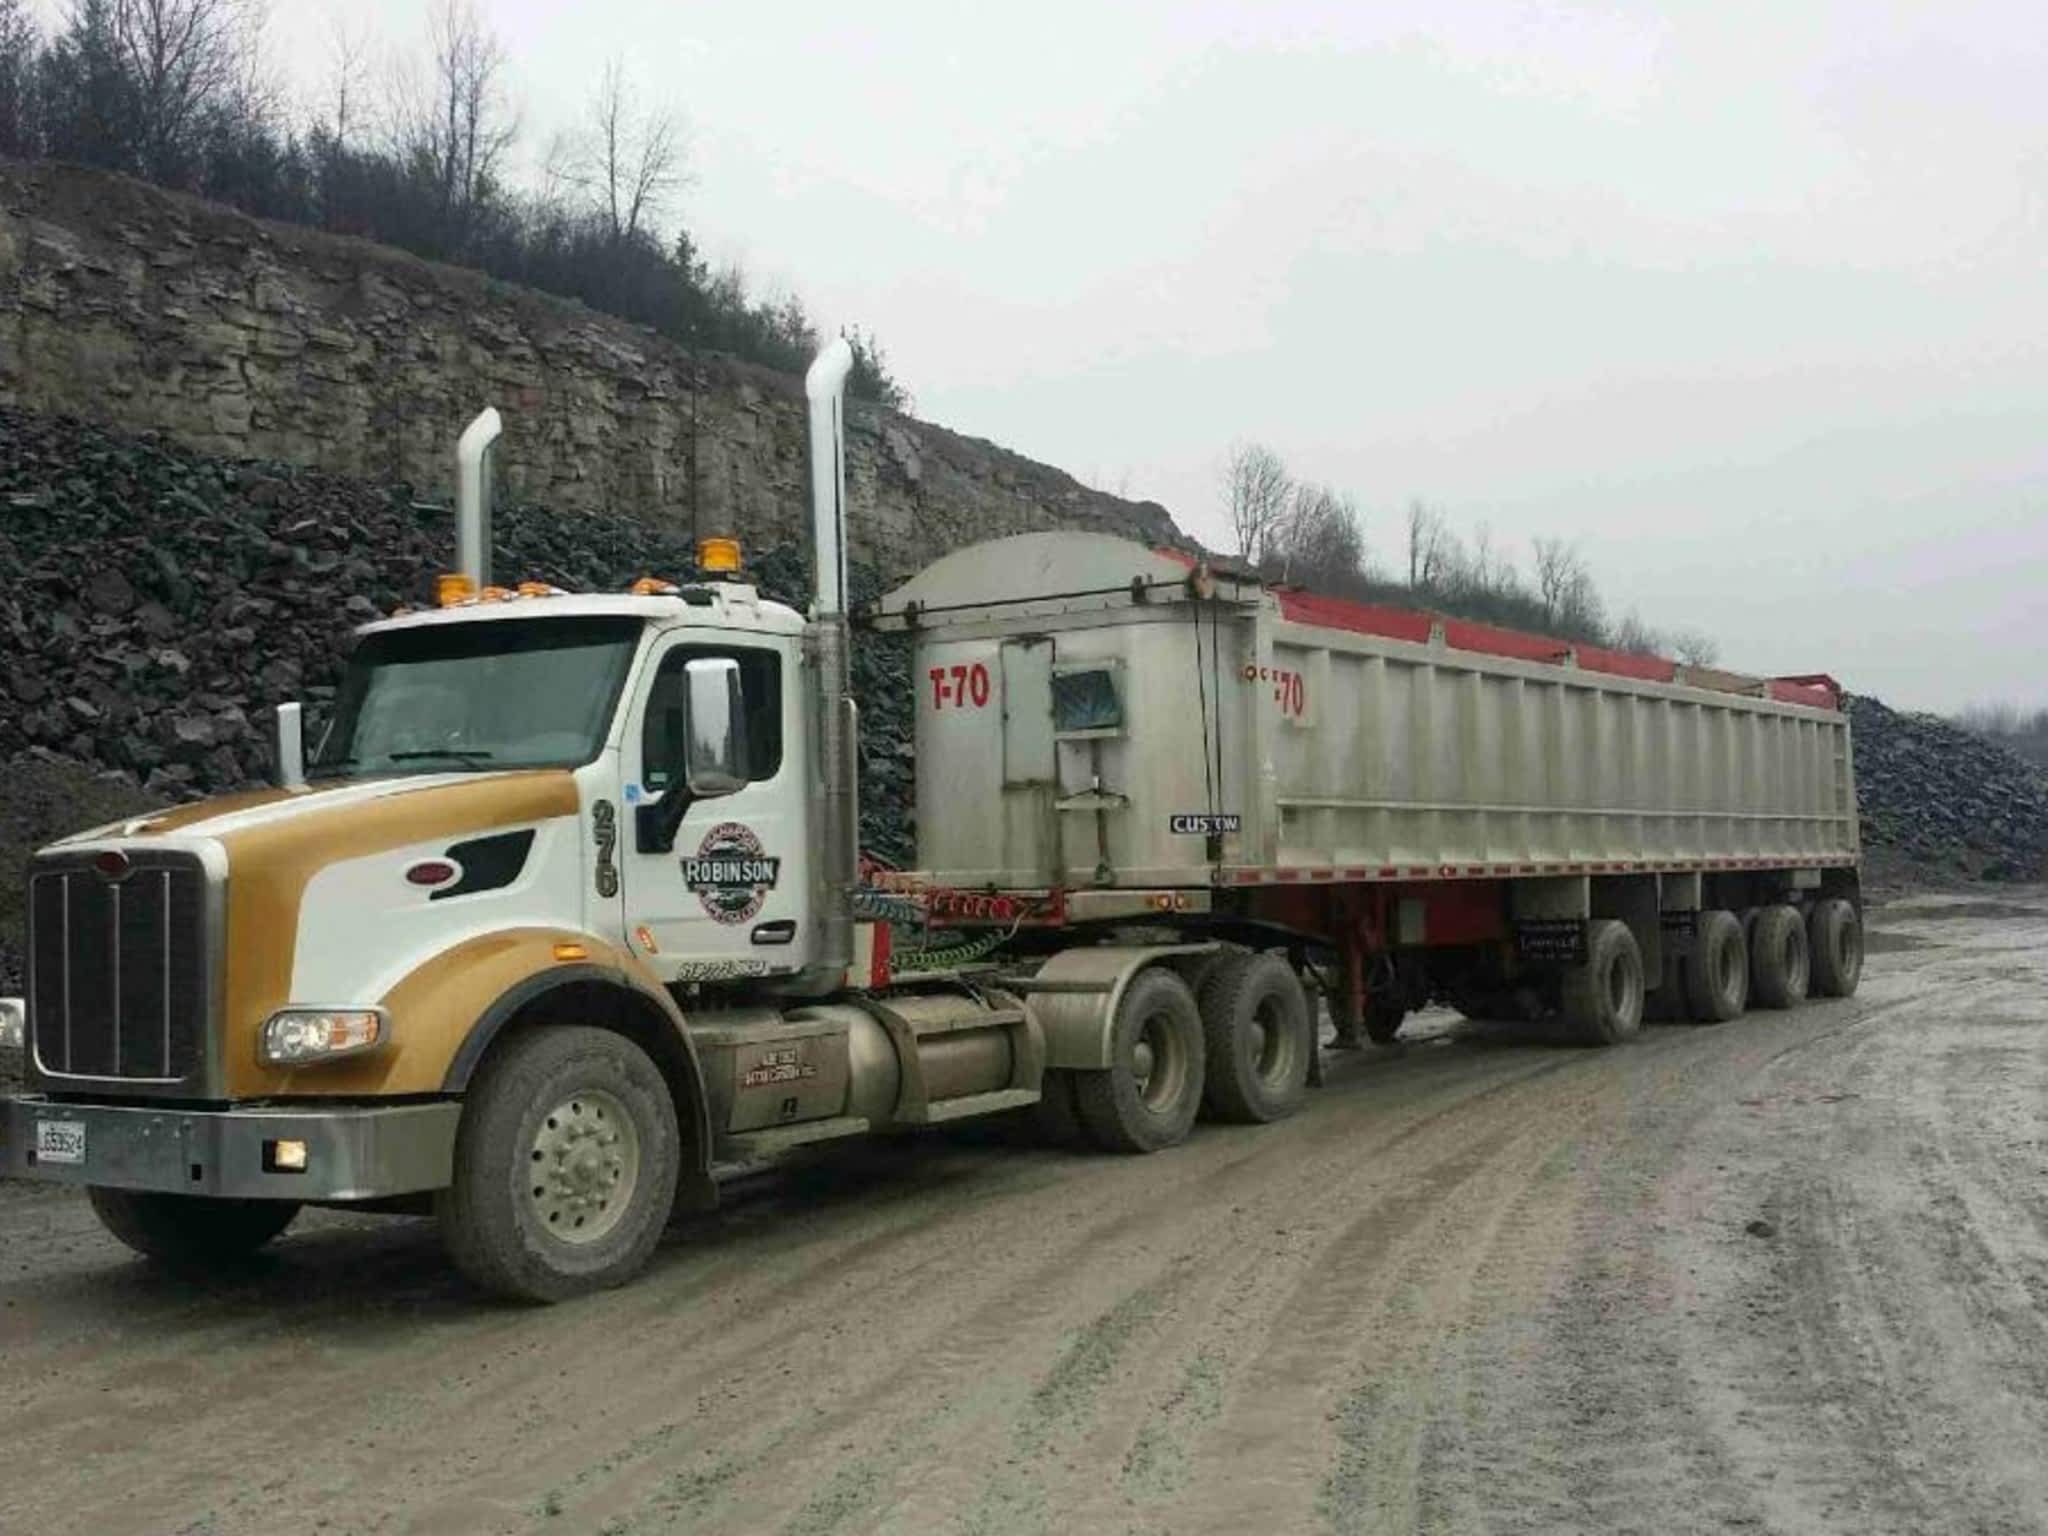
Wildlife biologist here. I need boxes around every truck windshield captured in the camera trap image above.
[309,616,642,779]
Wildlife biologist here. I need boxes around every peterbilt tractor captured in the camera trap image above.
[0,341,1863,1300]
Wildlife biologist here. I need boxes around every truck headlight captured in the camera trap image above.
[259,1008,386,1065]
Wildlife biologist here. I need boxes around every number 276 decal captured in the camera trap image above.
[929,662,992,711]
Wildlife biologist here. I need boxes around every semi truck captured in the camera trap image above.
[0,341,1864,1300]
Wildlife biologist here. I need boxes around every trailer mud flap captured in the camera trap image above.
[1515,919,1587,965]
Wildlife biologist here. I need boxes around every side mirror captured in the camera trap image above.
[274,702,305,788]
[683,656,748,796]
[637,657,747,854]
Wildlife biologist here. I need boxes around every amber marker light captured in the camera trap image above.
[697,536,742,574]
[436,572,475,606]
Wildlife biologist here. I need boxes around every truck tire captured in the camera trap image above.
[1197,952,1311,1124]
[437,1025,680,1303]
[1807,898,1863,998]
[1559,920,1645,1046]
[1683,909,1749,1023]
[1749,905,1810,1010]
[87,1188,298,1267]
[1031,1067,1089,1150]
[1074,967,1206,1154]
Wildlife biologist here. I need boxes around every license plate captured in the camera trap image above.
[35,1119,86,1166]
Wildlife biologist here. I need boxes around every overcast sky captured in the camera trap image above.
[253,0,2044,712]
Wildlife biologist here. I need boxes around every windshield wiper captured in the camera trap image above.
[385,748,498,764]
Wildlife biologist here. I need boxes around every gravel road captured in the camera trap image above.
[3,890,2046,1536]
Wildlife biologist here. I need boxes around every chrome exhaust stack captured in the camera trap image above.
[273,701,305,789]
[456,408,503,589]
[806,339,858,982]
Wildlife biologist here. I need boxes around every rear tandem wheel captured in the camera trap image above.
[1073,967,1206,1154]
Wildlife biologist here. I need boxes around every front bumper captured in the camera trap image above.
[0,1095,461,1201]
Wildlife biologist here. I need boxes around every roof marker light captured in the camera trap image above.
[436,572,475,607]
[698,536,742,574]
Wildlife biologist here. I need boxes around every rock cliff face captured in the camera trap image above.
[0,160,1180,575]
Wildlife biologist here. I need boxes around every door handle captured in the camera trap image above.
[751,920,797,947]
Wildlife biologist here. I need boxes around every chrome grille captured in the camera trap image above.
[28,852,208,1083]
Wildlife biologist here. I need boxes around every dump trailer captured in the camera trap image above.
[0,342,1863,1301]
[874,532,1863,1066]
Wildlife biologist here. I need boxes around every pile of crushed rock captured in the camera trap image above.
[1847,694,2048,885]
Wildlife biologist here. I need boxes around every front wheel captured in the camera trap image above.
[437,1026,681,1303]
[88,1188,299,1267]
[1074,967,1206,1153]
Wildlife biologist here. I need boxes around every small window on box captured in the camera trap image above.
[1052,667,1122,735]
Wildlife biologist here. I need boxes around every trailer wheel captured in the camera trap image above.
[1683,909,1749,1023]
[1031,1068,1089,1150]
[1074,967,1205,1153]
[1197,952,1311,1124]
[437,1025,680,1302]
[1807,899,1863,998]
[87,1189,298,1267]
[1560,920,1645,1045]
[1364,998,1405,1044]
[1749,905,1810,1010]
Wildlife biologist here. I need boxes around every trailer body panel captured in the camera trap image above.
[881,533,1857,894]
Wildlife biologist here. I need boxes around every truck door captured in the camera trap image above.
[618,634,812,983]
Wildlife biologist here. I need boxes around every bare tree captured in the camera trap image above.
[318,12,369,146]
[1406,500,1455,590]
[1278,482,1364,585]
[562,57,685,244]
[1612,610,1662,655]
[107,0,259,181]
[386,0,515,248]
[1462,521,1519,599]
[1221,442,1293,565]
[1532,535,1605,636]
[1664,626,1721,667]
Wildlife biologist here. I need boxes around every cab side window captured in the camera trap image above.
[642,646,782,791]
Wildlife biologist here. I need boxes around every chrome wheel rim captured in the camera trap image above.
[527,1088,640,1246]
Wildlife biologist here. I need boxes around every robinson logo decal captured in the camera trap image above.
[683,822,782,925]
